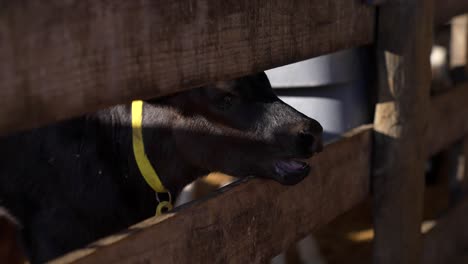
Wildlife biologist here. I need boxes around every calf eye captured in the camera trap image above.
[218,94,234,110]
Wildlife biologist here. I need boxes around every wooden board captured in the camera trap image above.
[0,0,374,135]
[50,125,373,264]
[372,0,433,263]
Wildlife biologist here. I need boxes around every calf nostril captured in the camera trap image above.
[296,120,323,155]
[298,127,323,154]
[298,132,315,146]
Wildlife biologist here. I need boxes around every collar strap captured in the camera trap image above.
[131,100,173,215]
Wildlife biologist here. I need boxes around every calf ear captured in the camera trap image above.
[211,79,239,95]
[251,72,273,90]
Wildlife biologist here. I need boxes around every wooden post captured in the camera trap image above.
[372,0,433,263]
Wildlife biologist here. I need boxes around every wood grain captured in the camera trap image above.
[50,125,372,264]
[0,0,374,135]
[372,0,433,263]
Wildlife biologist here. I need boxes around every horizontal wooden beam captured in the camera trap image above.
[429,83,468,155]
[0,0,374,135]
[423,198,468,264]
[51,125,373,264]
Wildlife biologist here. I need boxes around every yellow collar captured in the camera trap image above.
[131,100,173,216]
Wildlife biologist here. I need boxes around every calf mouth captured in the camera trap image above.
[273,158,311,185]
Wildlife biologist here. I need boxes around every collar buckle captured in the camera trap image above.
[155,191,173,216]
[155,191,172,204]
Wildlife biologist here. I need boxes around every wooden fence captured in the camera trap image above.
[1,0,468,263]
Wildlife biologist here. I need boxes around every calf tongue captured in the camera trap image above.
[275,160,308,174]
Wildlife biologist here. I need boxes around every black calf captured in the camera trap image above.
[0,72,322,263]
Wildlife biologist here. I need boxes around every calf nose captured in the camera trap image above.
[298,120,323,154]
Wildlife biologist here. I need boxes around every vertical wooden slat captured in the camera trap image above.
[372,0,433,263]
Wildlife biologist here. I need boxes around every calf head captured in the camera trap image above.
[143,72,323,186]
